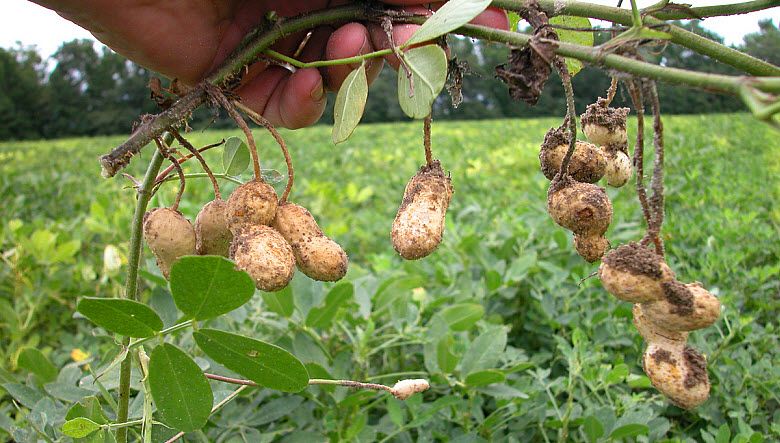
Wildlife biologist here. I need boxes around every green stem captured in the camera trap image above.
[264,48,393,68]
[208,5,372,85]
[116,149,165,443]
[107,419,145,430]
[128,320,196,351]
[493,0,780,76]
[629,0,642,27]
[454,23,780,94]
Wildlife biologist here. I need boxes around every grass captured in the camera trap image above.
[0,114,778,441]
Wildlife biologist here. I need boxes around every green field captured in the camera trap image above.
[1,115,779,441]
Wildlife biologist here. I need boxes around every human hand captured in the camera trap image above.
[33,0,508,129]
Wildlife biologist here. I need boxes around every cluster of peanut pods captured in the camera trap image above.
[541,100,721,408]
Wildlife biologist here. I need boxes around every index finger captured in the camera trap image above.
[369,3,509,69]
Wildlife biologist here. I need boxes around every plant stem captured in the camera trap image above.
[116,149,165,443]
[629,0,642,27]
[556,59,578,180]
[264,48,394,68]
[423,114,433,166]
[309,378,394,392]
[453,23,780,94]
[493,0,780,76]
[646,82,666,256]
[101,91,207,178]
[627,80,653,233]
[203,373,395,392]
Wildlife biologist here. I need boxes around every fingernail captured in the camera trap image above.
[310,79,325,101]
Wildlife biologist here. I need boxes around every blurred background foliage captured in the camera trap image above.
[1,112,778,441]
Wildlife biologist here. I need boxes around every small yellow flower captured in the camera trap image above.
[412,287,427,303]
[71,348,89,363]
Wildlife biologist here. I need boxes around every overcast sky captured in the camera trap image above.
[1,0,777,58]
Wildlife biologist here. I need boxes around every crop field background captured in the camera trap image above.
[1,114,779,441]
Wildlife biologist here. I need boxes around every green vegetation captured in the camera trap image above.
[1,115,779,441]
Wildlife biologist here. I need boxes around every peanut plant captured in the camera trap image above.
[2,0,779,441]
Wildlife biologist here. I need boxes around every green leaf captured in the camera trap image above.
[45,381,95,402]
[222,136,250,176]
[406,396,461,427]
[436,336,459,373]
[1,383,43,409]
[464,369,505,387]
[62,417,101,438]
[169,256,255,320]
[549,16,593,77]
[460,326,507,376]
[249,396,303,426]
[306,282,354,329]
[582,416,604,443]
[715,424,731,443]
[507,11,521,32]
[262,285,295,318]
[405,0,491,46]
[626,374,652,388]
[605,363,629,385]
[17,347,57,383]
[397,45,448,119]
[610,423,649,439]
[505,251,537,282]
[77,298,163,338]
[66,396,108,424]
[437,303,484,331]
[373,275,425,313]
[194,329,308,393]
[332,64,368,144]
[148,344,213,432]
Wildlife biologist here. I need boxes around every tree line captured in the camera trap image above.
[1,19,777,141]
